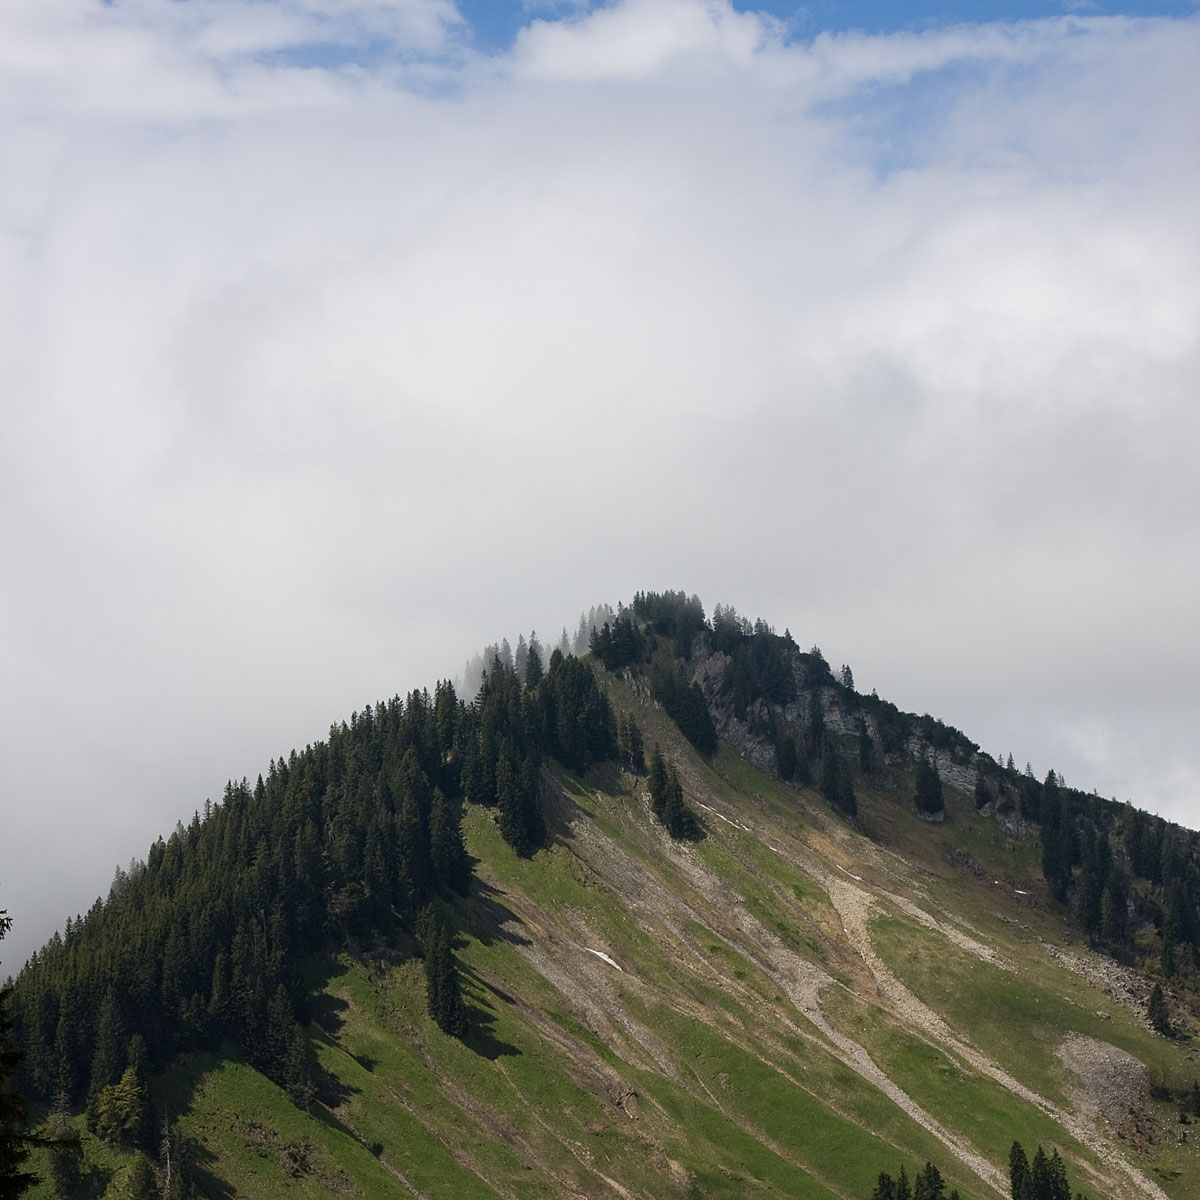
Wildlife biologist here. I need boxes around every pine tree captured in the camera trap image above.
[283,1026,315,1113]
[913,1161,946,1200]
[914,756,944,817]
[497,754,545,858]
[45,1092,83,1199]
[0,913,35,1197]
[1029,1145,1072,1200]
[648,746,669,821]
[422,916,467,1038]
[88,988,126,1102]
[1148,983,1172,1036]
[524,633,544,690]
[1010,1140,1032,1200]
[776,735,797,782]
[871,1172,898,1200]
[429,789,472,897]
[93,1064,149,1148]
[617,714,646,774]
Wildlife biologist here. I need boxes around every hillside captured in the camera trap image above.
[7,596,1200,1200]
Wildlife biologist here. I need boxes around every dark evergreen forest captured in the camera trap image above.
[8,647,618,1130]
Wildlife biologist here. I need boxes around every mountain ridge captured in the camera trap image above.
[6,591,1199,1199]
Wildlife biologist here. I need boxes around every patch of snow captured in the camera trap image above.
[585,948,623,972]
[695,801,749,831]
[837,864,863,882]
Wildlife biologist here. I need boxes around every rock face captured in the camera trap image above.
[689,641,988,809]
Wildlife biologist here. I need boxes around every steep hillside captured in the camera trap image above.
[10,598,1200,1200]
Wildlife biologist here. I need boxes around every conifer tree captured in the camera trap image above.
[88,987,126,1105]
[1009,1140,1032,1200]
[776,734,798,782]
[617,713,646,774]
[820,733,857,818]
[914,756,944,817]
[422,914,467,1038]
[1148,983,1172,1036]
[524,634,544,689]
[45,1092,83,1199]
[497,754,545,858]
[93,1063,149,1148]
[1029,1145,1071,1200]
[913,1160,946,1200]
[871,1172,898,1200]
[648,746,668,820]
[429,789,472,897]
[0,913,35,1197]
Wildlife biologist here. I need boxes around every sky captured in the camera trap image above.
[1,0,1198,972]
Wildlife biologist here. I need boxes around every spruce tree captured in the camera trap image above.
[429,789,472,897]
[776,735,797,782]
[524,635,544,689]
[423,918,467,1038]
[648,746,669,821]
[1148,983,1172,1036]
[914,756,944,817]
[1009,1140,1032,1200]
[871,1172,898,1200]
[0,913,35,1197]
[913,1161,946,1200]
[45,1092,83,1198]
[88,988,126,1103]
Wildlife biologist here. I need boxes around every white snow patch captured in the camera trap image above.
[838,864,864,882]
[695,800,749,831]
[585,948,623,972]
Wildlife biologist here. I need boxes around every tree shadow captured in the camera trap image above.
[303,1027,361,1110]
[458,965,520,1061]
[185,1137,238,1199]
[300,956,351,1036]
[69,1157,112,1200]
[464,881,530,948]
[542,765,601,835]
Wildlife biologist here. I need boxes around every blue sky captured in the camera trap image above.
[456,1,1199,52]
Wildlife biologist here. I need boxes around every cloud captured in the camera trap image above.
[512,0,778,78]
[1,0,1197,966]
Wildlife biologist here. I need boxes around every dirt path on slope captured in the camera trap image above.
[565,795,1014,1199]
[818,871,1171,1200]
[676,778,1170,1200]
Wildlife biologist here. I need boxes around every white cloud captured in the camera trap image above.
[1,0,1198,965]
[513,0,778,79]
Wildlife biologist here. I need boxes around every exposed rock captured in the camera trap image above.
[1058,1034,1154,1148]
[946,848,985,878]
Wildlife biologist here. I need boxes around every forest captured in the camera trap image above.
[4,644,627,1176]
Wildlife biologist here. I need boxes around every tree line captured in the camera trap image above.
[865,1141,1088,1200]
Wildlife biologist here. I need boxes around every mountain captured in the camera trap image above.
[5,591,1199,1200]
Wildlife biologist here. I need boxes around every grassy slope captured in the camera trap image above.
[28,673,1200,1200]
